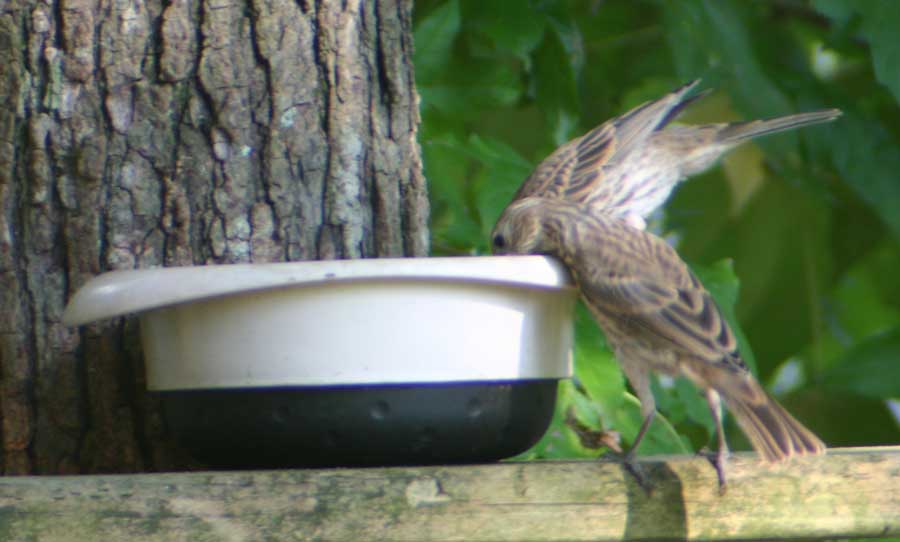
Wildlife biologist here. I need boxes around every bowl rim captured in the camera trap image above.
[63,255,574,326]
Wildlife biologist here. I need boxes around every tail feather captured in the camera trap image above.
[716,109,842,144]
[724,388,826,462]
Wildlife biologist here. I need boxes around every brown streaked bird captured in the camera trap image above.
[515,80,841,230]
[491,197,825,490]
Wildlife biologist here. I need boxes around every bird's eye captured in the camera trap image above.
[492,234,506,250]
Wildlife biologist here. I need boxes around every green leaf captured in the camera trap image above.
[418,72,521,115]
[814,0,900,103]
[808,3,900,244]
[414,0,461,85]
[418,52,523,117]
[616,393,692,455]
[791,239,900,374]
[460,0,546,58]
[826,114,900,241]
[652,376,715,436]
[571,303,625,414]
[823,327,900,399]
[421,133,483,254]
[811,0,855,23]
[532,21,581,145]
[660,1,800,152]
[831,264,900,343]
[467,134,533,236]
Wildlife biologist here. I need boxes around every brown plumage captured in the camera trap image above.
[515,80,841,230]
[492,197,825,487]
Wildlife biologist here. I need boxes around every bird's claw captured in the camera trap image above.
[601,449,654,495]
[623,455,654,495]
[698,447,728,496]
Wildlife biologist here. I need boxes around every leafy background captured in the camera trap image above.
[414,0,900,459]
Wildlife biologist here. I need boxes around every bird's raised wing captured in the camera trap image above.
[513,80,705,202]
[565,81,706,197]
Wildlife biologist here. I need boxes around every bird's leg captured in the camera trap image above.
[621,409,655,493]
[703,388,729,495]
[619,362,656,492]
[626,408,655,462]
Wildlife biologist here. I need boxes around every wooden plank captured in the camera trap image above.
[0,447,897,541]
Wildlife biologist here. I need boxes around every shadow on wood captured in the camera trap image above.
[0,446,896,541]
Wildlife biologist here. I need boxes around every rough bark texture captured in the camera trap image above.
[0,0,429,474]
[0,448,897,541]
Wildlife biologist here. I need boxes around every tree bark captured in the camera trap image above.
[0,0,429,474]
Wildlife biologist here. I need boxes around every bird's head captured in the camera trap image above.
[491,197,558,256]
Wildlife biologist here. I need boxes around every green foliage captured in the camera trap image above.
[824,327,900,399]
[414,0,900,459]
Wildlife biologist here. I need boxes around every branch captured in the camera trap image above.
[0,447,896,541]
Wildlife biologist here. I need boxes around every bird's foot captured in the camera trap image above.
[597,449,654,495]
[622,453,654,495]
[697,446,728,496]
[563,407,654,493]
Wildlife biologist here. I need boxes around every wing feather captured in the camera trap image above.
[568,218,747,373]
[515,80,704,201]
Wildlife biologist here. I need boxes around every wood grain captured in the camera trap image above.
[0,447,896,541]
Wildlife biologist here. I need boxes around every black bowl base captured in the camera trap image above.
[158,380,558,469]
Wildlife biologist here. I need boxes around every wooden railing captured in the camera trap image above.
[0,446,896,541]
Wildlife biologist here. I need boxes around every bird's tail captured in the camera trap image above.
[720,377,826,462]
[716,109,842,144]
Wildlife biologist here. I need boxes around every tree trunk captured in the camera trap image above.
[0,0,429,474]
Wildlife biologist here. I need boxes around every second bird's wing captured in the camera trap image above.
[514,80,705,202]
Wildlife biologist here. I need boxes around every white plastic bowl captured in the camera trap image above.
[64,256,576,391]
[63,256,577,467]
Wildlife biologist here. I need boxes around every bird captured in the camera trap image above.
[491,197,826,490]
[513,79,842,230]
